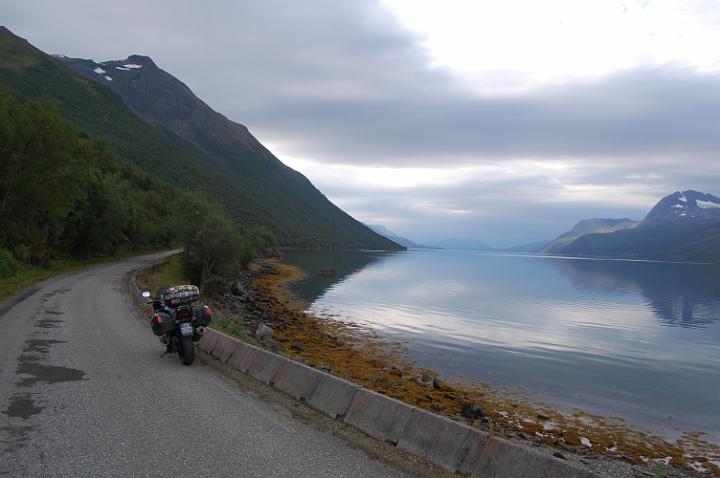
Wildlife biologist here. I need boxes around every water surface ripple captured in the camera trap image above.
[283,249,720,442]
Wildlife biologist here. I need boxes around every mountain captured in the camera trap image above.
[644,190,720,223]
[367,225,429,249]
[541,218,639,253]
[503,240,552,253]
[425,238,494,251]
[563,190,720,261]
[0,27,400,250]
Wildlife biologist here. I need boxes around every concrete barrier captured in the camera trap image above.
[207,331,237,363]
[469,436,598,478]
[397,407,479,472]
[245,347,286,385]
[271,360,322,401]
[344,389,413,445]
[191,328,603,478]
[197,328,222,354]
[306,373,360,419]
[226,340,255,372]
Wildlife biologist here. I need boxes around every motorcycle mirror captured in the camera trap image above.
[142,291,151,298]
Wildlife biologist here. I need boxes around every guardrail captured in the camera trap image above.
[197,328,601,478]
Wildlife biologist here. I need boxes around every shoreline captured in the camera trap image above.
[221,257,718,476]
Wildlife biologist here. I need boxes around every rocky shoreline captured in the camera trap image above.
[208,257,718,477]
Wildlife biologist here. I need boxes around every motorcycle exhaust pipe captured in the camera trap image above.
[197,326,206,336]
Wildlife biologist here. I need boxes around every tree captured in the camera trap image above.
[0,87,90,263]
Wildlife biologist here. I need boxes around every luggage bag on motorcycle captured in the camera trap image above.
[192,305,213,327]
[150,311,173,336]
[162,285,200,306]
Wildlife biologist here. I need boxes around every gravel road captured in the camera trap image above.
[0,252,413,477]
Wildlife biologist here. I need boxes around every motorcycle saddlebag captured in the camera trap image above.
[192,305,213,327]
[150,312,173,336]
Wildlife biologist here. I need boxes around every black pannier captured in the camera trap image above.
[150,312,173,336]
[192,305,213,327]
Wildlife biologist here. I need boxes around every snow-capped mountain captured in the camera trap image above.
[645,190,720,223]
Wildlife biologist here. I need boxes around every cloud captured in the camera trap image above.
[3,0,720,245]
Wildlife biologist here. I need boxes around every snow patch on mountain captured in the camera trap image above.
[123,64,142,69]
[93,67,105,74]
[697,200,720,209]
[115,66,130,71]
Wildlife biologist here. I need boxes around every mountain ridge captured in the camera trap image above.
[0,27,400,250]
[562,190,720,261]
[367,225,429,249]
[542,218,639,253]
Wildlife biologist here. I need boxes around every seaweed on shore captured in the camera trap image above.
[216,258,720,476]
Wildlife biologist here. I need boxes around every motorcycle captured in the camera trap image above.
[142,285,212,366]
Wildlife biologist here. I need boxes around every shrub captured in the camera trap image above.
[0,249,19,277]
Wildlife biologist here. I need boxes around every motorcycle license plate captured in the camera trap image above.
[179,322,193,336]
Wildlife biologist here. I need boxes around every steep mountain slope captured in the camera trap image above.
[58,52,400,250]
[541,218,639,253]
[564,190,720,261]
[0,27,400,250]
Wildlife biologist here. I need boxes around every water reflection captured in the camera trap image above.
[551,258,720,328]
[281,249,720,440]
[282,249,396,302]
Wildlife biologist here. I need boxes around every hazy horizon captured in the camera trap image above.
[3,0,720,247]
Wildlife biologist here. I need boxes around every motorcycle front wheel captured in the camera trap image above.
[179,335,195,366]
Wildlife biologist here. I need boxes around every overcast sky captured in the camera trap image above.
[3,0,720,246]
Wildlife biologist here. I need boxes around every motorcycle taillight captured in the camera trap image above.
[153,314,164,324]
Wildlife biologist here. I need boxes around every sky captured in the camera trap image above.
[2,0,720,247]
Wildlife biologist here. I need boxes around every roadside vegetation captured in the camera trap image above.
[136,254,251,341]
[0,86,275,300]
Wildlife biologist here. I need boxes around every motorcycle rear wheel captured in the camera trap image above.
[179,335,195,366]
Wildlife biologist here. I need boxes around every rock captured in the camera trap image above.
[460,401,484,420]
[290,342,307,352]
[255,323,273,341]
[230,281,246,297]
[432,377,453,392]
[415,374,434,388]
[553,452,567,461]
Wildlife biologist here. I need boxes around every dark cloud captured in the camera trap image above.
[2,0,719,245]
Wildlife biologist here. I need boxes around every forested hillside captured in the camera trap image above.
[0,85,275,292]
[0,27,400,250]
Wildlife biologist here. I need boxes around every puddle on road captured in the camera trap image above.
[1,394,42,420]
[16,354,86,387]
[35,318,63,329]
[22,339,66,354]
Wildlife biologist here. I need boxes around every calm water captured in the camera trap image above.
[283,249,720,441]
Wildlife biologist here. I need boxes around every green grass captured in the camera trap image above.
[0,249,167,302]
[211,310,250,341]
[135,254,186,295]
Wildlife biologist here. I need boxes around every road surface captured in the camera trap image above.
[0,252,414,477]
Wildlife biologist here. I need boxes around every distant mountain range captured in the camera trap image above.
[366,225,430,249]
[547,190,720,261]
[0,27,399,250]
[542,218,639,253]
[425,238,494,251]
[503,240,551,253]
